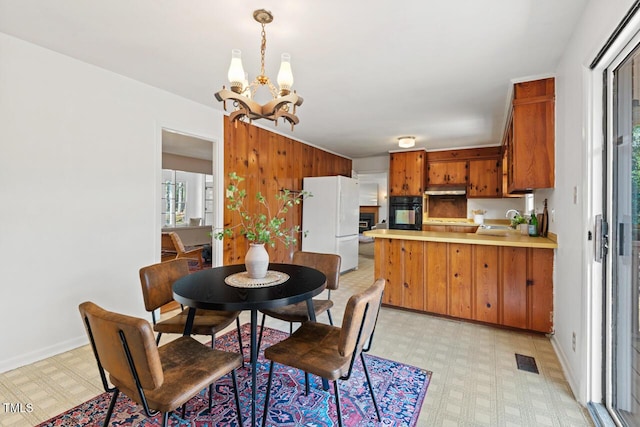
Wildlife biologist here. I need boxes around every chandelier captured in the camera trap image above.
[214,9,303,130]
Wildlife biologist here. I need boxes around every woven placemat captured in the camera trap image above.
[224,270,290,288]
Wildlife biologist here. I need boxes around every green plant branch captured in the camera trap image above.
[214,172,311,247]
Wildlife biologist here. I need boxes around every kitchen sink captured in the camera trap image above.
[476,224,517,236]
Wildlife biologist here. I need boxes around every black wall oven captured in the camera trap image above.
[389,196,423,230]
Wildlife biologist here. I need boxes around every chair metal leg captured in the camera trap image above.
[231,369,244,427]
[155,332,162,345]
[305,372,310,395]
[327,309,333,326]
[289,322,293,335]
[257,313,266,352]
[161,411,169,427]
[333,380,343,427]
[181,403,186,419]
[236,317,245,368]
[360,353,381,421]
[262,362,275,427]
[102,389,119,427]
[208,383,213,414]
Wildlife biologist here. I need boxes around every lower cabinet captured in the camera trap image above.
[374,239,554,333]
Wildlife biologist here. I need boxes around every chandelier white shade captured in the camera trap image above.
[214,9,303,130]
[398,136,416,148]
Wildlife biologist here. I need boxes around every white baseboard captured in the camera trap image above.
[0,335,88,374]
[551,334,583,404]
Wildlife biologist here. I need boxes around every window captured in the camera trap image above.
[162,169,212,227]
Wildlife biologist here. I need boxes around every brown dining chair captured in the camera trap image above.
[261,278,385,427]
[257,251,341,349]
[161,232,204,269]
[79,301,244,427]
[139,259,244,365]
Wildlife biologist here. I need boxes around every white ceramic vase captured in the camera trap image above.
[245,243,269,279]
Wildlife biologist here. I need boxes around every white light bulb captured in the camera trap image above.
[277,53,294,92]
[227,49,245,89]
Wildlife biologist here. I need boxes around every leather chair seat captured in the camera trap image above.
[110,336,242,413]
[153,308,241,337]
[260,300,333,323]
[264,322,348,380]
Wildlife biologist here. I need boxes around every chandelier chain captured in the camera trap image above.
[260,23,267,78]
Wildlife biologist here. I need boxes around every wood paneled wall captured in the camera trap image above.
[221,117,352,265]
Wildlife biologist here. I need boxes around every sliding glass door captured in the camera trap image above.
[610,44,640,427]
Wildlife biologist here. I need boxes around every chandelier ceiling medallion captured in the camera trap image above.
[214,9,303,130]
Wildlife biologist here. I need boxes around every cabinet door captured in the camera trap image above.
[449,243,472,319]
[501,247,528,329]
[425,242,448,315]
[426,162,450,186]
[403,240,425,310]
[509,78,555,192]
[528,248,554,332]
[389,152,407,196]
[381,239,404,307]
[389,151,425,195]
[427,161,467,185]
[404,151,425,195]
[468,159,502,198]
[474,246,499,324]
[445,161,468,185]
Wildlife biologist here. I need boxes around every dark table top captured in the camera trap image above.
[172,263,327,312]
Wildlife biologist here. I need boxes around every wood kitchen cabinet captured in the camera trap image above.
[375,238,424,310]
[501,247,528,329]
[467,158,502,198]
[500,247,554,333]
[474,245,499,324]
[389,150,425,196]
[426,161,468,186]
[425,242,447,315]
[503,77,555,193]
[449,244,472,319]
[373,236,554,334]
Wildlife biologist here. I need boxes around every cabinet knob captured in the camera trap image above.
[484,263,488,268]
[526,279,534,286]
[454,273,459,278]
[486,303,491,308]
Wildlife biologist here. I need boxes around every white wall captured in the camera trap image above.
[551,0,636,404]
[0,33,225,372]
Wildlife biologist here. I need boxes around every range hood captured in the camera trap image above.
[424,187,466,196]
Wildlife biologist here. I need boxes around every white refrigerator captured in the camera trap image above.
[302,176,359,273]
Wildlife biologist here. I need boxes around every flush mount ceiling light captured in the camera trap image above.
[398,136,416,148]
[214,9,303,130]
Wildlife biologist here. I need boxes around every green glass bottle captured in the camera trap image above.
[528,210,539,236]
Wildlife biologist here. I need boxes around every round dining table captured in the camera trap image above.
[172,263,327,427]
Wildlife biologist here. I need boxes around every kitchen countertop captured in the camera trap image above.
[423,218,511,227]
[363,228,558,249]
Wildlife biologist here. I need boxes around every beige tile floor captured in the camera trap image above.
[0,244,593,426]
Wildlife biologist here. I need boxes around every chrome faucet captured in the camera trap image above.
[505,209,520,219]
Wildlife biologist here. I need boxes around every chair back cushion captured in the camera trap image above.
[78,301,164,392]
[292,251,341,291]
[139,259,190,312]
[338,278,385,357]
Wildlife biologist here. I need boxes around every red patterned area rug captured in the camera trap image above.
[38,324,431,426]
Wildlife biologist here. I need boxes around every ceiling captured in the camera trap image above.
[0,0,588,159]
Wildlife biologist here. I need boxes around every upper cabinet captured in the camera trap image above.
[426,161,468,186]
[389,150,425,196]
[503,78,555,193]
[467,158,502,198]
